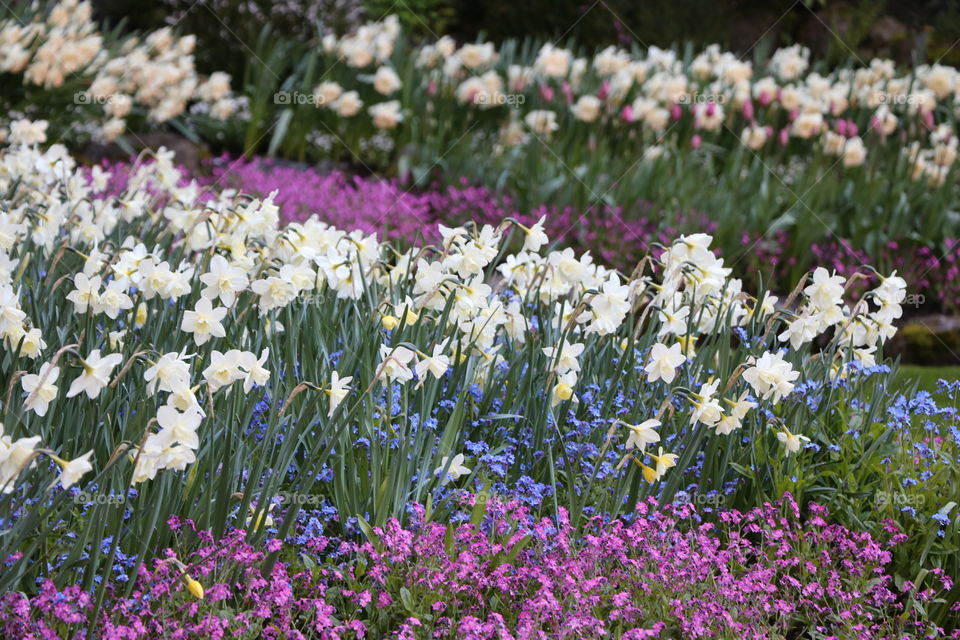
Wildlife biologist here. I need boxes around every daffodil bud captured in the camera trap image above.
[134,302,148,328]
[184,574,204,599]
[640,462,657,483]
[381,314,399,330]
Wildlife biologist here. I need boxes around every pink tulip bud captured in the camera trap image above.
[870,115,882,133]
[742,99,754,120]
[836,119,847,136]
[621,105,634,123]
[597,80,610,101]
[561,81,573,104]
[539,84,555,102]
[691,134,702,150]
[846,120,858,137]
[705,102,716,117]
[779,127,790,145]
[427,81,438,96]
[671,103,682,120]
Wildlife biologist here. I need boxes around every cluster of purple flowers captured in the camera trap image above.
[2,494,955,639]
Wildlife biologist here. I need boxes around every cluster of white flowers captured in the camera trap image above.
[778,266,905,372]
[0,0,239,143]
[0,0,101,88]
[299,14,960,172]
[0,127,905,494]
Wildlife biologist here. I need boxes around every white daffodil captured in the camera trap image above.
[435,453,471,485]
[714,413,741,436]
[181,297,228,346]
[622,418,661,452]
[690,380,723,428]
[522,215,549,253]
[542,341,584,375]
[415,341,450,382]
[200,254,249,306]
[1,432,41,493]
[92,280,134,319]
[326,371,353,417]
[21,362,59,417]
[156,404,203,450]
[644,342,686,384]
[202,349,244,392]
[67,349,123,399]
[778,312,820,349]
[144,351,192,394]
[55,450,94,489]
[238,349,271,393]
[65,273,101,314]
[742,351,800,403]
[804,267,845,310]
[588,273,631,336]
[726,390,757,420]
[377,345,416,383]
[19,327,46,359]
[776,427,810,455]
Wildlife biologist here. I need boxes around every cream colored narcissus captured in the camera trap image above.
[21,362,60,417]
[239,349,271,393]
[92,280,134,319]
[52,451,94,489]
[0,424,42,493]
[742,351,800,403]
[377,345,416,383]
[621,419,661,453]
[326,371,353,417]
[143,350,192,394]
[202,350,244,392]
[643,342,686,384]
[777,427,811,456]
[67,349,123,399]
[65,273,101,313]
[200,254,249,306]
[181,297,228,346]
[414,341,450,383]
[435,453,471,485]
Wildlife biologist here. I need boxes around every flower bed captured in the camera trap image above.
[1,133,958,633]
[2,496,955,639]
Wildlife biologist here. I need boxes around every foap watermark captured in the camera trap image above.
[677,93,728,106]
[672,491,725,508]
[276,492,325,505]
[274,91,324,106]
[73,491,127,506]
[876,92,927,106]
[904,293,925,309]
[73,92,129,107]
[473,92,526,108]
[875,490,925,508]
